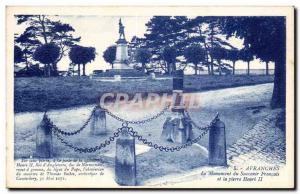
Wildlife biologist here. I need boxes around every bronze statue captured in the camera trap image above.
[118,18,125,39]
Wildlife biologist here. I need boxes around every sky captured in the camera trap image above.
[14,15,274,75]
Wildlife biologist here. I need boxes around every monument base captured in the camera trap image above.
[113,37,131,69]
[161,112,193,144]
[113,62,133,69]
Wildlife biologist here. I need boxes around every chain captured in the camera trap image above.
[105,104,170,125]
[52,121,211,153]
[52,129,121,153]
[52,121,211,154]
[50,107,217,153]
[126,124,211,152]
[184,110,217,131]
[46,106,97,136]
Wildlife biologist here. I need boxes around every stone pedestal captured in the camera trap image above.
[161,112,193,144]
[173,70,184,90]
[113,38,132,70]
[36,116,53,158]
[209,116,227,166]
[114,75,121,81]
[161,70,193,144]
[115,129,136,186]
[149,72,155,79]
[113,63,132,70]
[90,106,107,135]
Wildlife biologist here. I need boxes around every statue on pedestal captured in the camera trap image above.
[119,18,126,40]
[113,18,131,69]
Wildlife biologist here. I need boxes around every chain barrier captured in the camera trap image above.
[52,119,211,153]
[45,106,97,136]
[44,104,169,137]
[104,104,170,125]
[125,123,211,152]
[184,110,218,131]
[46,104,218,153]
[52,128,121,153]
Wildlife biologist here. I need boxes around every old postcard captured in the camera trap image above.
[6,6,294,189]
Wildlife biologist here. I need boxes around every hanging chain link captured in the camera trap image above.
[184,110,218,131]
[104,104,170,125]
[52,128,121,153]
[45,106,97,136]
[126,124,211,152]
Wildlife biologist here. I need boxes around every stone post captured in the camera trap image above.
[90,106,107,135]
[161,113,193,144]
[115,128,136,186]
[149,72,155,80]
[36,115,53,158]
[114,75,121,81]
[209,115,227,166]
[161,70,193,143]
[173,70,184,91]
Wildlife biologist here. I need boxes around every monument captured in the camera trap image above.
[93,18,145,79]
[161,70,193,144]
[113,18,132,69]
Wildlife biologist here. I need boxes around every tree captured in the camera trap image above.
[161,46,177,74]
[240,46,254,76]
[144,16,174,53]
[15,15,80,75]
[141,16,235,75]
[184,45,205,75]
[226,49,240,75]
[135,48,151,73]
[199,17,236,75]
[14,46,24,64]
[33,43,60,76]
[259,52,273,76]
[221,16,286,108]
[143,16,188,73]
[183,17,235,75]
[69,46,96,76]
[103,45,116,69]
[15,32,41,68]
[210,47,228,75]
[50,21,81,74]
[185,17,210,74]
[207,18,221,75]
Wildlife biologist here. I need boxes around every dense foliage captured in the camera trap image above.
[69,46,96,76]
[220,16,286,108]
[184,45,205,75]
[135,48,151,72]
[15,15,81,75]
[103,45,116,68]
[33,43,60,76]
[14,45,24,64]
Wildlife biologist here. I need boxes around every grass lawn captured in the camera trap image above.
[14,75,274,113]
